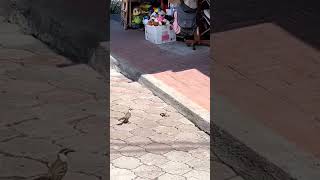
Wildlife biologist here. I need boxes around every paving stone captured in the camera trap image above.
[185,158,210,172]
[112,104,133,113]
[176,124,200,132]
[152,126,180,136]
[188,148,210,160]
[0,126,22,140]
[149,133,176,144]
[0,93,38,109]
[111,129,134,140]
[157,173,186,180]
[158,161,191,175]
[134,120,160,129]
[144,107,168,116]
[138,153,169,166]
[133,98,154,105]
[0,138,60,160]
[110,139,127,151]
[132,165,164,179]
[112,156,142,169]
[113,122,139,132]
[144,143,173,155]
[130,128,157,137]
[0,48,34,60]
[134,177,151,180]
[0,33,45,49]
[125,136,153,146]
[37,88,93,105]
[111,165,137,180]
[170,142,200,152]
[163,150,193,163]
[183,170,210,180]
[0,155,47,177]
[156,119,183,127]
[163,105,179,113]
[63,172,101,180]
[54,133,107,155]
[110,150,122,161]
[119,146,147,158]
[111,110,127,119]
[66,152,106,173]
[174,132,207,144]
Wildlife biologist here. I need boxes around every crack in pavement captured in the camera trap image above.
[67,114,96,134]
[0,150,49,167]
[4,117,40,127]
[0,133,27,143]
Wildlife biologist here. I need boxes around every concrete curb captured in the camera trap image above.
[110,54,210,134]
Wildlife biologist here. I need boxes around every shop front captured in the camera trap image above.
[119,0,210,49]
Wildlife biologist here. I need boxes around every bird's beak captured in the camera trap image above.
[65,149,75,154]
[59,148,75,155]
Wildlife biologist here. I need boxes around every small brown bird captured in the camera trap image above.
[117,108,133,125]
[49,148,75,180]
[33,148,75,180]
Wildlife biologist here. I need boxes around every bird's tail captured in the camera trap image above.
[117,121,124,125]
[118,117,125,121]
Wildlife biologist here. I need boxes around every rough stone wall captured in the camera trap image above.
[5,0,108,62]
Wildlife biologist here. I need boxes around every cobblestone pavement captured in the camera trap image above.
[110,69,244,180]
[0,17,107,179]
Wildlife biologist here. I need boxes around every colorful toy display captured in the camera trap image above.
[130,1,173,29]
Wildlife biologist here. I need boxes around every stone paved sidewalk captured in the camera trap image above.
[110,69,243,180]
[0,17,107,179]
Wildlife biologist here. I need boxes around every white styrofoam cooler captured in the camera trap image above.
[145,25,176,44]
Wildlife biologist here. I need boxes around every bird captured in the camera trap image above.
[117,108,133,125]
[48,148,75,180]
[33,148,75,180]
[160,112,169,117]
